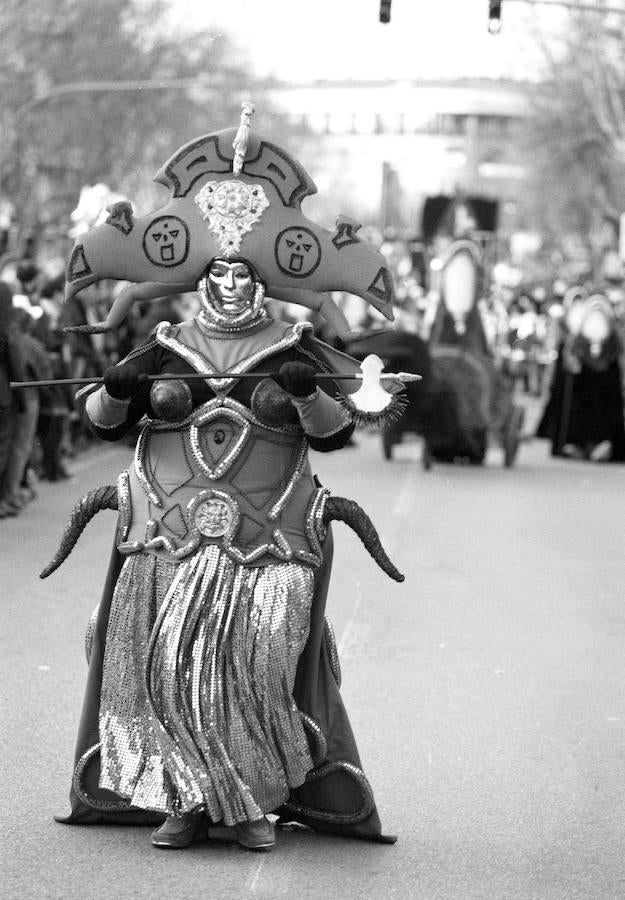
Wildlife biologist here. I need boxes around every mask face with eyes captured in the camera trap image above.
[198,258,266,329]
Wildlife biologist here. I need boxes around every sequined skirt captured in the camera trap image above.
[98,546,315,824]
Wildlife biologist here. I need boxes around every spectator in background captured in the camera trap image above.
[36,324,73,482]
[0,281,26,518]
[538,294,625,461]
[15,259,41,302]
[1,306,52,511]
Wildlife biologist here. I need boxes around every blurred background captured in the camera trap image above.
[3,0,625,500]
[3,0,625,292]
[0,0,625,500]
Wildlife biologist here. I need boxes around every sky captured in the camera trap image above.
[165,0,568,85]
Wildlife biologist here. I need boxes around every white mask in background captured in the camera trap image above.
[441,250,478,335]
[581,306,611,356]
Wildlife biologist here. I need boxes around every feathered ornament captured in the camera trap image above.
[341,354,412,428]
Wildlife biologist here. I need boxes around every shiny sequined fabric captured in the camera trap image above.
[99,547,314,824]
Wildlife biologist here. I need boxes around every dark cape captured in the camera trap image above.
[537,334,625,460]
[54,528,396,843]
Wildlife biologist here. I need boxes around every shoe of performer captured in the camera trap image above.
[590,440,612,462]
[561,443,584,459]
[234,816,276,851]
[151,814,200,849]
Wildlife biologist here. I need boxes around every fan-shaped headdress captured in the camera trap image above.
[65,103,395,326]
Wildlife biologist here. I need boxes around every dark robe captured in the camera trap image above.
[537,333,625,461]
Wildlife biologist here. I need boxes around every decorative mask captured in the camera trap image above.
[198,258,266,329]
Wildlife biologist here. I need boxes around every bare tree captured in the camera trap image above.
[0,0,285,251]
[519,5,625,270]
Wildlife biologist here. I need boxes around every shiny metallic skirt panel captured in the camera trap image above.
[98,546,314,824]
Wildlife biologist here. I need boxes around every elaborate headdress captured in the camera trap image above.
[64,103,395,326]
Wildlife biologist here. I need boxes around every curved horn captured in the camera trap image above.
[322,496,404,583]
[40,485,119,579]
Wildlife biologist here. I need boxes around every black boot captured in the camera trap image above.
[151,813,202,849]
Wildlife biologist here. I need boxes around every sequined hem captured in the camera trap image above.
[99,548,315,823]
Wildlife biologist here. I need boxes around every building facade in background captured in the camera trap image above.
[271,77,529,240]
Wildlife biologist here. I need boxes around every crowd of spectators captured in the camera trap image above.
[0,259,191,519]
[2,242,624,520]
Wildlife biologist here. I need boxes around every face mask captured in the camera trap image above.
[198,259,266,329]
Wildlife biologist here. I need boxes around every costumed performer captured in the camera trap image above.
[46,104,405,852]
[425,240,523,466]
[537,293,625,461]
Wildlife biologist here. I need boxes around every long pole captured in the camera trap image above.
[10,371,422,389]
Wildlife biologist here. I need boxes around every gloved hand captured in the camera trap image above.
[103,363,147,400]
[273,362,317,398]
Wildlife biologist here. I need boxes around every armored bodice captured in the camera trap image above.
[106,317,338,567]
[116,393,327,567]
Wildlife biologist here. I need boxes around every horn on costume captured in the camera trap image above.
[322,496,404,583]
[40,485,119,579]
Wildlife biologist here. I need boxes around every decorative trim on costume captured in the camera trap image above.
[189,395,302,437]
[122,338,160,363]
[190,404,251,479]
[154,320,312,393]
[323,617,342,688]
[134,425,162,507]
[119,485,322,566]
[282,761,376,825]
[117,540,145,554]
[84,605,99,664]
[272,528,293,558]
[268,439,308,520]
[73,744,133,813]
[116,471,132,542]
[300,712,328,767]
[194,315,271,340]
[135,490,241,559]
[132,405,199,508]
[194,180,270,256]
[294,487,328,566]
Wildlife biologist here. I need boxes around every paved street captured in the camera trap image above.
[2,426,625,899]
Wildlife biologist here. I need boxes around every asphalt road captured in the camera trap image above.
[2,427,625,900]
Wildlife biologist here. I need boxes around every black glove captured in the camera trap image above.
[273,362,317,398]
[103,363,147,400]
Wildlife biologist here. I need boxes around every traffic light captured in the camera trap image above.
[488,0,502,33]
[379,0,392,23]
